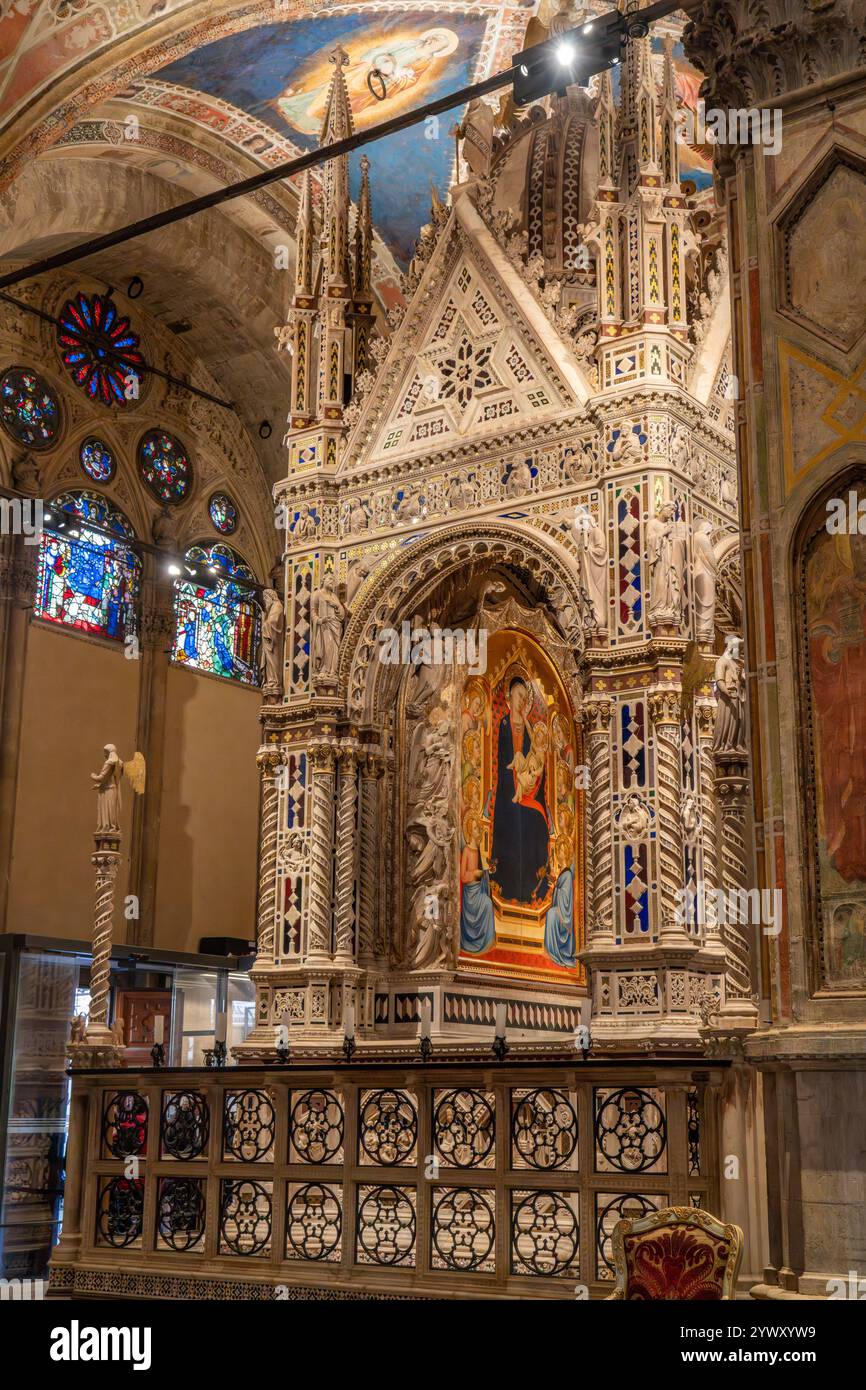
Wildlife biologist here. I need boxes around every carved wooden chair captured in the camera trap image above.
[606,1205,743,1300]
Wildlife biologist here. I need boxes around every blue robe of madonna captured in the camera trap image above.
[491,714,550,903]
[544,868,576,967]
[460,869,495,954]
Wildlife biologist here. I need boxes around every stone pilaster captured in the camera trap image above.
[126,561,175,945]
[0,462,40,931]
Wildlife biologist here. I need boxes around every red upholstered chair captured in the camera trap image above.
[606,1205,743,1300]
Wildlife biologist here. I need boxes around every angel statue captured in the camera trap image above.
[91,744,146,834]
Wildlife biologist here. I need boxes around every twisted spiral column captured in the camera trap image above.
[89,844,120,1028]
[714,753,753,1001]
[584,700,614,941]
[358,755,384,962]
[695,699,720,939]
[334,747,359,963]
[306,744,336,963]
[650,691,686,940]
[255,748,284,967]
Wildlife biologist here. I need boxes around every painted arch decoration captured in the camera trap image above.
[459,628,584,983]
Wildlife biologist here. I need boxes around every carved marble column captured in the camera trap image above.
[69,831,124,1069]
[695,697,721,943]
[306,742,336,964]
[650,689,689,945]
[333,745,359,966]
[714,752,757,1013]
[584,698,614,945]
[357,754,384,966]
[255,747,285,968]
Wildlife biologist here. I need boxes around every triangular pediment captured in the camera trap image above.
[344,198,591,470]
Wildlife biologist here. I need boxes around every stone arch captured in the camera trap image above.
[342,520,588,725]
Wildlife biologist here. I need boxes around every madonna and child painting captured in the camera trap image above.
[458,631,583,981]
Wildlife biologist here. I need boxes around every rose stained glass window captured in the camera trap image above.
[208,493,238,535]
[138,429,191,504]
[56,291,144,406]
[36,491,140,642]
[0,366,61,448]
[173,543,260,684]
[80,437,116,483]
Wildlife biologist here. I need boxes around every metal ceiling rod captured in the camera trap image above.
[0,0,695,292]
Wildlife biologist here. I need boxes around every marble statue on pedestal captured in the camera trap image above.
[311,574,347,679]
[260,589,285,698]
[713,635,747,753]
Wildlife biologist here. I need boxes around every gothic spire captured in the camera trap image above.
[294,170,314,299]
[353,154,372,299]
[660,34,680,188]
[320,44,354,292]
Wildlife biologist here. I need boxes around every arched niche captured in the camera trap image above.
[795,470,866,995]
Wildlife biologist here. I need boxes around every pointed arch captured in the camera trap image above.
[341,519,587,725]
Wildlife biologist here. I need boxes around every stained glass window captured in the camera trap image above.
[57,291,144,406]
[0,366,61,449]
[36,491,140,642]
[208,493,238,535]
[80,437,116,483]
[173,543,260,684]
[138,430,191,504]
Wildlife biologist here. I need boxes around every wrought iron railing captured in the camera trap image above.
[50,1060,722,1300]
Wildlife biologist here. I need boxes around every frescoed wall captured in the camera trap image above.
[458,628,584,982]
[156,12,489,265]
[804,504,866,990]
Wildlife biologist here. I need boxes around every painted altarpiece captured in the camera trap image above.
[801,480,866,992]
[458,628,586,985]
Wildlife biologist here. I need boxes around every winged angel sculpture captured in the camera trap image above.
[91,744,146,834]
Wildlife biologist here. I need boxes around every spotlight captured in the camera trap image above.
[512,11,624,105]
[127,275,144,299]
[259,420,273,439]
[168,564,181,576]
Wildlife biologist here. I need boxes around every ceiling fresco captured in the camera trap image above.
[154,10,506,267]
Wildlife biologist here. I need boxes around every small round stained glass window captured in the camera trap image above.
[80,437,115,483]
[0,366,61,449]
[138,429,191,504]
[208,492,237,535]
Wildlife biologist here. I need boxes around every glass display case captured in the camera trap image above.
[0,936,254,1282]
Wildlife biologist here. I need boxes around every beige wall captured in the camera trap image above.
[154,664,260,955]
[6,621,260,952]
[8,621,139,938]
